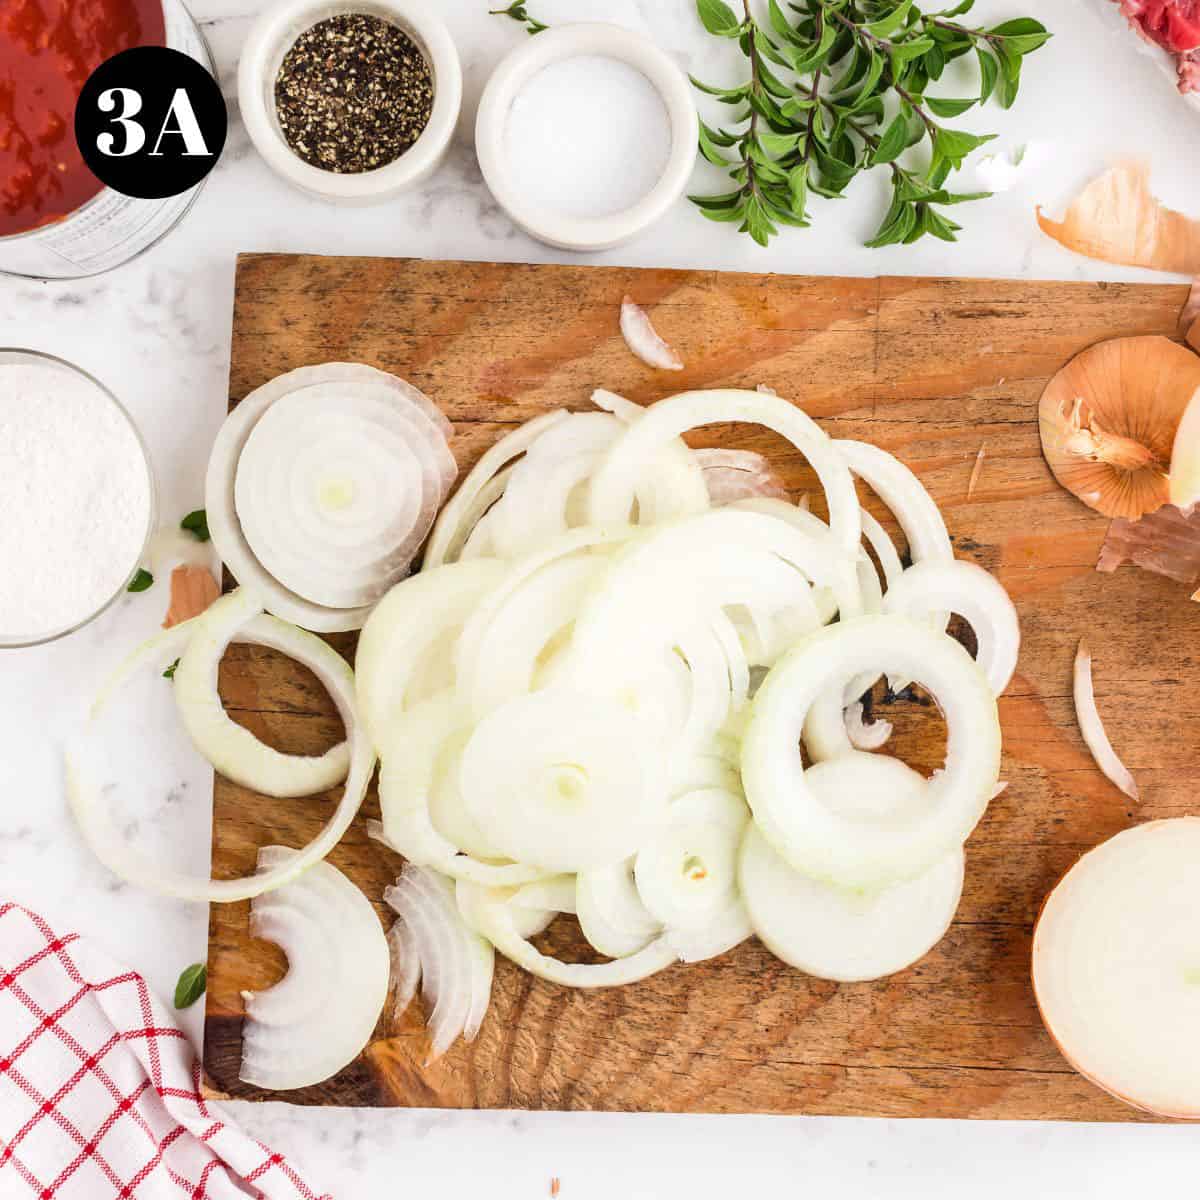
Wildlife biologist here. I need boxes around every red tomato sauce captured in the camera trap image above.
[0,0,165,238]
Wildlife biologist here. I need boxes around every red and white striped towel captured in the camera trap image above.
[0,903,330,1199]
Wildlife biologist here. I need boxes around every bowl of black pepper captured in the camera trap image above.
[238,0,462,202]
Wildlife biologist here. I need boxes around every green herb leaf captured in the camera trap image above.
[689,76,751,104]
[788,160,810,214]
[180,509,210,542]
[925,95,976,117]
[127,568,154,593]
[163,658,180,680]
[987,18,1051,55]
[931,125,995,169]
[976,47,999,102]
[696,0,742,37]
[869,113,910,165]
[699,122,734,165]
[174,963,207,1009]
[863,0,915,38]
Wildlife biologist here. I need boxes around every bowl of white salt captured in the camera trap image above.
[475,23,698,252]
[0,350,156,648]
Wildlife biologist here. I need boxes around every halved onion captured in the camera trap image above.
[634,788,751,963]
[1032,818,1200,1119]
[456,879,678,988]
[384,864,495,1060]
[459,689,668,873]
[743,616,1000,889]
[587,390,862,553]
[740,825,964,983]
[240,846,389,1090]
[70,590,375,902]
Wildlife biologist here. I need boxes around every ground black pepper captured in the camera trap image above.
[274,13,434,174]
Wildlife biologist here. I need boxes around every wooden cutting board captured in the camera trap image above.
[202,253,1198,1120]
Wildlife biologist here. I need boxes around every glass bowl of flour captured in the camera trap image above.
[0,350,156,648]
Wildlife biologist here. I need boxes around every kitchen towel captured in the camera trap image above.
[0,902,330,1199]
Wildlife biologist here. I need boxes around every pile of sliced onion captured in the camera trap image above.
[208,364,458,632]
[79,385,1017,1089]
[351,387,1013,1064]
[1033,819,1200,1119]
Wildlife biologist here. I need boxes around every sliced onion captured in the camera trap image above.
[234,381,455,608]
[576,861,662,958]
[374,693,547,886]
[384,864,495,1060]
[620,296,684,371]
[172,589,354,798]
[860,510,903,590]
[882,559,1021,696]
[437,464,514,564]
[355,558,508,749]
[743,616,1000,888]
[459,689,668,873]
[240,846,389,1090]
[740,825,964,983]
[634,788,751,963]
[588,390,862,553]
[424,411,571,569]
[1032,818,1200,1119]
[511,876,578,915]
[1073,641,1139,801]
[844,701,893,751]
[70,591,375,902]
[207,365,439,632]
[695,448,789,505]
[388,916,421,1019]
[456,879,679,988]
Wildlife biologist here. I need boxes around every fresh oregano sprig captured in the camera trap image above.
[690,0,1050,247]
[489,2,548,34]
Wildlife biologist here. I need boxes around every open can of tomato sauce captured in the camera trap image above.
[0,0,214,279]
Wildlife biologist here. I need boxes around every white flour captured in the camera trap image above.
[0,361,153,643]
[504,55,672,218]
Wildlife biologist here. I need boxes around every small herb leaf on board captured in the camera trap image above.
[127,568,154,593]
[180,509,210,542]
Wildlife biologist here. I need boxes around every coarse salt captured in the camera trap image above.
[0,359,153,644]
[504,55,671,219]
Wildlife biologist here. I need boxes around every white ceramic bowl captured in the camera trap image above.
[238,0,462,203]
[475,23,699,252]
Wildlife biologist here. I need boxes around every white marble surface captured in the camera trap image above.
[2,0,1199,1194]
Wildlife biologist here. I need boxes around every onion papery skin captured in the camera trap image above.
[241,847,390,1090]
[742,616,1000,889]
[1032,819,1200,1120]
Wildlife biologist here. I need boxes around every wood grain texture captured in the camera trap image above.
[202,254,1199,1119]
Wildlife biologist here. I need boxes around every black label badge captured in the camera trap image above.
[76,47,227,200]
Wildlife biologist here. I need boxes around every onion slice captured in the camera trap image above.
[384,864,495,1060]
[588,390,862,553]
[456,880,679,988]
[743,616,1000,889]
[741,826,964,983]
[240,846,389,1090]
[172,589,355,798]
[424,411,571,569]
[70,592,374,902]
[1073,641,1139,801]
[1032,818,1200,1119]
[620,296,684,371]
[576,861,662,959]
[844,701,893,751]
